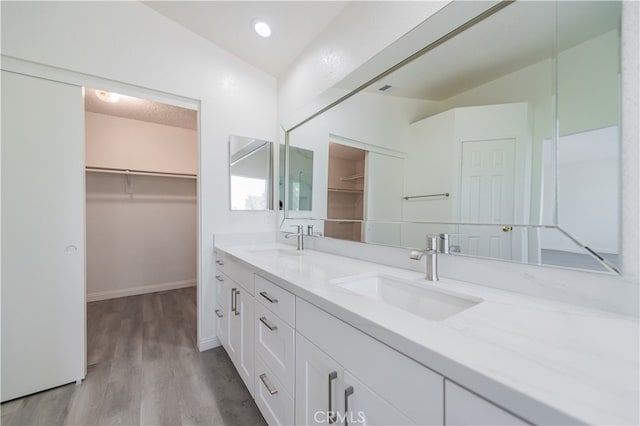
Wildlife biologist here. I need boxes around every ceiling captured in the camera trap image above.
[144,1,350,77]
[84,88,198,130]
[354,1,620,102]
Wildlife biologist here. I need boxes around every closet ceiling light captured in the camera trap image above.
[95,90,121,103]
[253,20,271,38]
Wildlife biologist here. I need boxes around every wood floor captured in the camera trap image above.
[1,287,267,426]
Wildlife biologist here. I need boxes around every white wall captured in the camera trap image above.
[1,1,278,350]
[278,1,450,126]
[86,173,197,301]
[85,112,197,174]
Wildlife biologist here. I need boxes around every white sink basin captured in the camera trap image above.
[331,273,482,321]
[247,247,303,257]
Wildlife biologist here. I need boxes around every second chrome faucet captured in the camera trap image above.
[410,234,450,281]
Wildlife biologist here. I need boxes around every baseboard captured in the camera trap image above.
[198,336,221,352]
[87,279,196,302]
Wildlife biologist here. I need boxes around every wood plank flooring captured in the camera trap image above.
[1,287,267,426]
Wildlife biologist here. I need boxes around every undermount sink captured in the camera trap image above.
[247,247,303,257]
[331,273,482,321]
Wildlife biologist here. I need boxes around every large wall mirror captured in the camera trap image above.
[283,1,622,273]
[229,135,273,210]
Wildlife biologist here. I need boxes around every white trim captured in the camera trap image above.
[198,336,221,352]
[87,279,196,302]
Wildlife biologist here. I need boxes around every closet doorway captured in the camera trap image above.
[84,88,199,363]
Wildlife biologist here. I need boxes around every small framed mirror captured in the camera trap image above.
[229,135,273,211]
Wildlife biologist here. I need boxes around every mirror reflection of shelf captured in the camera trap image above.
[328,187,363,194]
[339,174,364,182]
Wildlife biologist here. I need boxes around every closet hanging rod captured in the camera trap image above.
[85,166,197,179]
[403,193,450,200]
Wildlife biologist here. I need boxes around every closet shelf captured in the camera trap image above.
[85,166,197,179]
[339,174,364,182]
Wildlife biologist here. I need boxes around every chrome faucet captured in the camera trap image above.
[284,225,304,250]
[409,235,440,281]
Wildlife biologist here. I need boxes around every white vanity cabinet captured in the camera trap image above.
[215,253,255,395]
[296,298,444,425]
[444,381,530,426]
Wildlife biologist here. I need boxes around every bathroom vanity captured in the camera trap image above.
[214,241,639,425]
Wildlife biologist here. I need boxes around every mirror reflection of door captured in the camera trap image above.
[459,138,516,259]
[325,142,366,241]
[280,145,314,211]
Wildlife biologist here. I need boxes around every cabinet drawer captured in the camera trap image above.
[255,354,294,426]
[215,253,254,294]
[445,381,530,425]
[255,302,295,396]
[255,275,295,326]
[297,298,444,425]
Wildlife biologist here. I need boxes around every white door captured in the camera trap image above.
[342,371,414,426]
[364,152,404,246]
[295,334,344,425]
[459,139,516,260]
[1,71,85,401]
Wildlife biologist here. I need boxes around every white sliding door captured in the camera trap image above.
[1,71,85,401]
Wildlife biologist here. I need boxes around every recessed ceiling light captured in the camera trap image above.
[95,90,120,103]
[253,20,271,38]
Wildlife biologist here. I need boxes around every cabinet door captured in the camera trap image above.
[236,288,254,395]
[343,371,414,426]
[227,284,241,361]
[445,381,529,425]
[1,71,85,402]
[215,277,229,350]
[296,334,344,426]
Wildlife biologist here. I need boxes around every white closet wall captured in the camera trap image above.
[85,112,197,301]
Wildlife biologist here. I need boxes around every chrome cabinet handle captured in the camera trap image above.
[231,288,237,313]
[259,291,278,304]
[328,371,338,424]
[259,373,278,395]
[344,386,354,426]
[234,289,240,316]
[259,316,277,331]
[216,260,224,265]
[214,309,223,318]
[216,275,224,282]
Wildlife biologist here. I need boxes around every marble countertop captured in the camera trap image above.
[215,242,639,425]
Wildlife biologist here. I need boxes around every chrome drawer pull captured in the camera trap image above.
[214,309,223,318]
[215,275,224,282]
[216,260,224,265]
[259,291,278,304]
[259,316,277,331]
[259,373,278,395]
[344,386,354,426]
[234,289,240,315]
[328,371,338,424]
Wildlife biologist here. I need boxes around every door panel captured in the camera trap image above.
[459,139,516,260]
[1,71,85,401]
[343,371,415,426]
[295,334,344,425]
